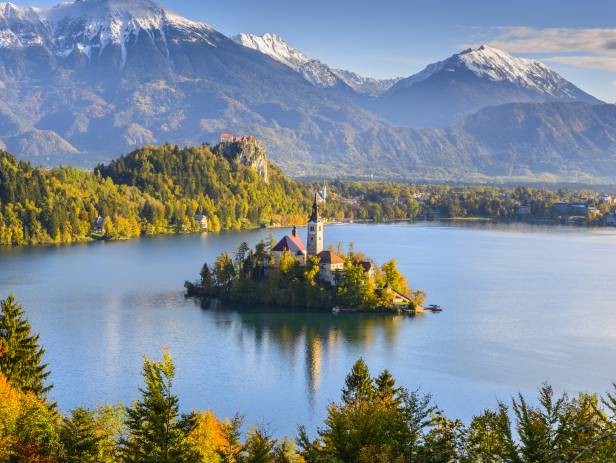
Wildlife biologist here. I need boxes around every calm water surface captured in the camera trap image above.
[1,222,616,435]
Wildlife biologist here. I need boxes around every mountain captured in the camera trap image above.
[232,32,401,96]
[346,102,616,181]
[375,45,602,128]
[1,0,615,182]
[0,0,381,165]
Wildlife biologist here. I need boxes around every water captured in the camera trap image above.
[1,222,616,436]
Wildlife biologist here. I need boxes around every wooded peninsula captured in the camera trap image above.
[3,137,616,246]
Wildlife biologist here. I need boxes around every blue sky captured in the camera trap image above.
[13,0,616,101]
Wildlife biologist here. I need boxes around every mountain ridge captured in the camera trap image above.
[232,32,402,96]
[1,0,615,182]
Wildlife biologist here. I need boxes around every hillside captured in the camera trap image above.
[0,142,312,245]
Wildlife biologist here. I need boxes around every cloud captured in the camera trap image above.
[484,27,616,54]
[544,55,616,72]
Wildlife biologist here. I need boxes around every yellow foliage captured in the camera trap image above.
[0,373,21,460]
[188,410,236,463]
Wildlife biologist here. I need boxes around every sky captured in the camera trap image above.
[11,0,616,102]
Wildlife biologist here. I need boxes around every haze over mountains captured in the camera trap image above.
[0,0,615,181]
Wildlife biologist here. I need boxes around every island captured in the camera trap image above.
[185,192,426,312]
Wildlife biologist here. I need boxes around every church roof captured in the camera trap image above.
[317,250,345,264]
[273,235,306,253]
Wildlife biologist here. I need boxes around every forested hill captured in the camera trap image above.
[0,143,312,245]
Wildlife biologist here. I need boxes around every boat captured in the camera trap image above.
[332,306,357,314]
[425,304,443,312]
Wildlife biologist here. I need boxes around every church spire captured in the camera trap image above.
[309,191,319,223]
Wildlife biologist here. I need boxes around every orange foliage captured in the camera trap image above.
[188,410,237,463]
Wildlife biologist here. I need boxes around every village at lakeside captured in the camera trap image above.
[185,191,428,312]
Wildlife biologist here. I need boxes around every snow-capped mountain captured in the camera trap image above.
[1,0,614,181]
[0,0,224,67]
[0,0,381,161]
[233,32,401,96]
[376,45,602,127]
[397,45,587,99]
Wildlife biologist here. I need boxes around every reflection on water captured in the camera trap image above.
[1,222,616,435]
[204,303,409,402]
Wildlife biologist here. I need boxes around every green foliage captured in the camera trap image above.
[241,428,277,463]
[59,407,103,463]
[3,144,614,247]
[0,294,52,398]
[1,295,616,463]
[187,240,423,311]
[121,351,196,463]
[0,145,311,245]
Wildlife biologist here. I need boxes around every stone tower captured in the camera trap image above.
[307,192,323,257]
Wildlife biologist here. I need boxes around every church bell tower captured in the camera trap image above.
[307,192,323,257]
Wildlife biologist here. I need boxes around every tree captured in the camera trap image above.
[200,263,214,292]
[121,350,196,463]
[241,428,276,463]
[380,260,409,296]
[59,407,103,463]
[272,438,304,463]
[214,253,236,295]
[0,294,52,397]
[337,263,366,308]
[342,359,374,405]
[187,410,244,463]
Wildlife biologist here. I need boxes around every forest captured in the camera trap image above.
[185,239,425,311]
[2,143,616,246]
[0,144,311,245]
[1,293,616,462]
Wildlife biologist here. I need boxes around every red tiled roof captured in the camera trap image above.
[273,235,306,253]
[318,250,345,264]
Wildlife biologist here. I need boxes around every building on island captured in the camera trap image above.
[317,250,345,284]
[272,226,307,265]
[307,193,324,256]
[270,192,348,285]
[359,261,377,280]
[379,283,414,307]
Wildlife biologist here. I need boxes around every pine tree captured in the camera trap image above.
[242,428,276,463]
[59,407,103,463]
[0,294,52,397]
[200,263,214,291]
[375,369,399,405]
[341,358,374,405]
[121,351,196,463]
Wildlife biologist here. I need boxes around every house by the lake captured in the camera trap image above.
[194,214,209,231]
[92,216,106,235]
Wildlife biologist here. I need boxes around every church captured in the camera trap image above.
[272,193,345,284]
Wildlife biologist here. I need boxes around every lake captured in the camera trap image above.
[1,222,616,436]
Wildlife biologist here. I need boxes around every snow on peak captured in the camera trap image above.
[400,44,574,97]
[233,32,401,95]
[0,0,217,61]
[232,32,310,71]
[0,2,42,20]
[456,45,564,90]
